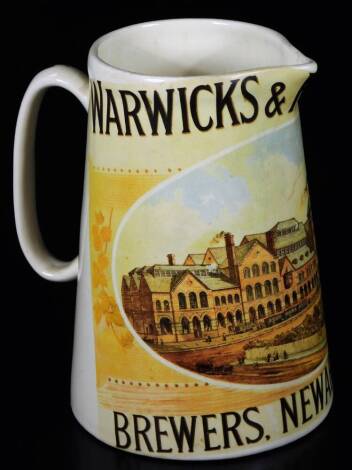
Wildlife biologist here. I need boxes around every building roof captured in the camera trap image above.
[205,247,227,265]
[122,275,131,288]
[142,273,172,293]
[241,233,268,247]
[274,222,306,249]
[184,253,205,265]
[200,276,236,291]
[271,218,299,231]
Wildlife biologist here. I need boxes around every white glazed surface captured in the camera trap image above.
[14,19,325,459]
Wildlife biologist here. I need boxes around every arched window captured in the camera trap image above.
[308,281,312,292]
[304,284,308,297]
[215,296,220,306]
[292,291,298,304]
[270,261,276,272]
[284,272,293,289]
[285,294,291,307]
[234,294,240,303]
[156,300,162,312]
[160,317,172,334]
[192,317,202,338]
[246,285,254,301]
[252,264,260,277]
[200,291,208,308]
[275,298,282,312]
[203,315,212,331]
[221,295,226,305]
[300,286,304,299]
[249,307,256,322]
[178,293,186,310]
[273,278,279,294]
[258,304,265,318]
[181,317,190,334]
[267,301,275,315]
[255,283,263,299]
[236,310,243,323]
[227,312,234,326]
[189,292,198,309]
[163,300,170,311]
[244,267,251,278]
[264,280,272,296]
[217,313,226,327]
[227,294,233,304]
[262,262,269,274]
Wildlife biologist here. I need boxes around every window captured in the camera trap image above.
[270,262,276,272]
[181,317,190,334]
[221,295,226,305]
[236,310,243,323]
[249,307,256,322]
[203,315,212,331]
[189,292,198,309]
[273,278,279,294]
[264,280,272,296]
[244,267,251,278]
[178,293,187,310]
[156,300,162,312]
[160,317,172,334]
[234,294,240,303]
[292,291,298,304]
[215,296,220,306]
[217,313,226,327]
[284,272,293,289]
[262,262,269,274]
[252,264,260,277]
[228,295,233,304]
[200,291,208,308]
[275,299,282,312]
[246,285,254,301]
[267,301,275,315]
[285,294,291,307]
[255,283,263,299]
[163,300,170,311]
[258,304,265,318]
[226,312,234,325]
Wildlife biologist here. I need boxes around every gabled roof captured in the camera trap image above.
[184,253,205,265]
[203,247,227,265]
[142,273,172,293]
[240,233,268,247]
[274,222,306,249]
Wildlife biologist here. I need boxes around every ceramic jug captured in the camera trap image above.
[13,19,332,460]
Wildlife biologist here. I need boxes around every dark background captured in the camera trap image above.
[3,2,348,468]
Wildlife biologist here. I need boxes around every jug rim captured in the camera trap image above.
[88,18,317,82]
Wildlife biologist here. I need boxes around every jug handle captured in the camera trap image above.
[13,66,89,281]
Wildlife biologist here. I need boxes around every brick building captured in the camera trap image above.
[121,210,320,343]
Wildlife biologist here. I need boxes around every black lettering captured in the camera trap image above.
[324,366,332,405]
[154,416,172,453]
[133,414,153,452]
[280,393,298,433]
[90,80,104,134]
[310,373,324,414]
[221,412,243,448]
[139,89,174,135]
[119,90,145,136]
[113,412,131,449]
[105,89,123,135]
[300,386,313,424]
[190,85,213,131]
[202,414,221,451]
[177,87,190,133]
[240,75,259,123]
[243,407,264,444]
[169,416,197,453]
[215,80,240,128]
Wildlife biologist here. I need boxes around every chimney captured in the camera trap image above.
[167,253,176,266]
[225,233,238,283]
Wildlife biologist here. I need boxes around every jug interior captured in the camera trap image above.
[95,19,314,77]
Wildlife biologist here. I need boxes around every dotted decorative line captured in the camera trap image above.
[107,377,209,387]
[92,165,183,174]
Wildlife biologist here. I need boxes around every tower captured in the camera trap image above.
[225,232,239,284]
